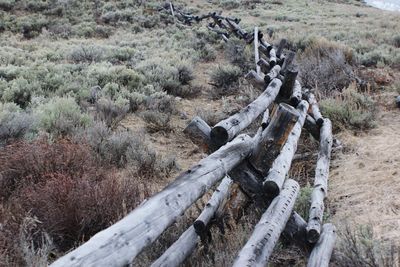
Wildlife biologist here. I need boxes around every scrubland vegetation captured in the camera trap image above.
[0,0,399,266]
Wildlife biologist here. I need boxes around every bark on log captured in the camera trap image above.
[193,177,233,235]
[280,51,296,75]
[257,58,270,74]
[276,38,287,59]
[245,70,266,90]
[264,65,281,84]
[290,80,302,107]
[250,103,300,177]
[305,92,324,126]
[283,212,312,253]
[269,48,277,68]
[304,115,320,141]
[210,78,281,148]
[50,134,254,267]
[183,116,211,147]
[254,27,261,75]
[307,223,337,267]
[263,100,309,197]
[151,177,233,267]
[306,119,333,243]
[280,64,299,99]
[232,179,300,267]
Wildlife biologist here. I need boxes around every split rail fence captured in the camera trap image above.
[51,6,337,267]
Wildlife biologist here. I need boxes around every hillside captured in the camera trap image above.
[0,0,399,266]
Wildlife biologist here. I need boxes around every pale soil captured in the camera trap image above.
[330,97,400,245]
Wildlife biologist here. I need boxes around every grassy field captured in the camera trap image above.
[0,0,399,266]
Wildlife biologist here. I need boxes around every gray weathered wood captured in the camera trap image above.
[306,119,333,243]
[183,116,211,147]
[276,38,287,59]
[232,179,300,267]
[210,78,281,148]
[290,80,302,107]
[261,109,270,130]
[263,100,309,197]
[254,27,261,75]
[151,177,233,267]
[305,92,324,126]
[245,70,266,90]
[257,58,270,73]
[283,212,312,253]
[50,134,254,267]
[304,115,320,141]
[193,176,233,235]
[280,51,296,75]
[259,42,272,57]
[307,223,336,267]
[269,48,277,67]
[396,95,400,108]
[280,64,299,99]
[250,103,300,177]
[264,65,281,84]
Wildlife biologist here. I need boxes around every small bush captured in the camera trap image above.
[224,38,252,69]
[0,103,35,145]
[95,97,129,128]
[209,64,242,99]
[198,44,217,62]
[2,78,32,108]
[392,35,400,48]
[35,97,91,137]
[294,185,312,220]
[320,85,377,131]
[219,0,241,9]
[141,110,172,133]
[145,94,177,114]
[69,45,105,63]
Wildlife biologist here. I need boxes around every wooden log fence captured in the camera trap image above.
[51,7,338,267]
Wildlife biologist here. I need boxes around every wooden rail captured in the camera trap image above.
[51,6,337,267]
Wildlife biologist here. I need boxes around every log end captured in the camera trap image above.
[307,228,321,244]
[263,180,280,198]
[193,220,206,235]
[316,118,324,127]
[290,96,300,107]
[210,126,229,148]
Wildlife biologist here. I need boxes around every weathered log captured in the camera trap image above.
[261,109,270,130]
[269,48,277,68]
[259,42,273,57]
[151,226,198,267]
[229,161,263,196]
[151,177,233,267]
[304,115,320,141]
[280,50,296,75]
[50,134,254,267]
[210,78,281,148]
[250,103,299,177]
[305,92,324,126]
[306,119,333,243]
[254,27,261,75]
[245,70,265,90]
[396,95,400,108]
[232,179,300,267]
[257,58,270,73]
[263,100,309,197]
[183,116,211,147]
[290,80,302,107]
[264,65,281,84]
[307,223,337,267]
[280,64,299,99]
[283,212,312,253]
[193,177,233,235]
[225,18,248,40]
[276,38,287,59]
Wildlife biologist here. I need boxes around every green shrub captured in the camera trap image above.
[69,45,105,63]
[0,0,15,11]
[320,85,377,131]
[294,185,312,220]
[392,35,400,48]
[209,64,242,99]
[94,97,129,128]
[219,0,241,9]
[2,78,33,108]
[224,38,252,69]
[35,97,91,137]
[140,110,172,133]
[198,44,217,62]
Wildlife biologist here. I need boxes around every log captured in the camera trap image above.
[264,65,281,84]
[229,162,263,196]
[396,95,400,108]
[276,38,287,58]
[151,177,233,267]
[269,48,277,68]
[183,116,211,147]
[250,103,299,177]
[254,27,261,75]
[193,177,233,235]
[257,58,270,73]
[50,134,254,267]
[232,179,300,267]
[304,115,320,141]
[290,80,302,107]
[150,226,198,267]
[245,70,265,90]
[305,92,324,126]
[283,212,311,253]
[210,78,281,148]
[280,51,296,75]
[261,109,270,129]
[263,100,309,197]
[307,223,337,267]
[225,18,248,40]
[259,42,272,57]
[306,119,333,243]
[280,64,299,99]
